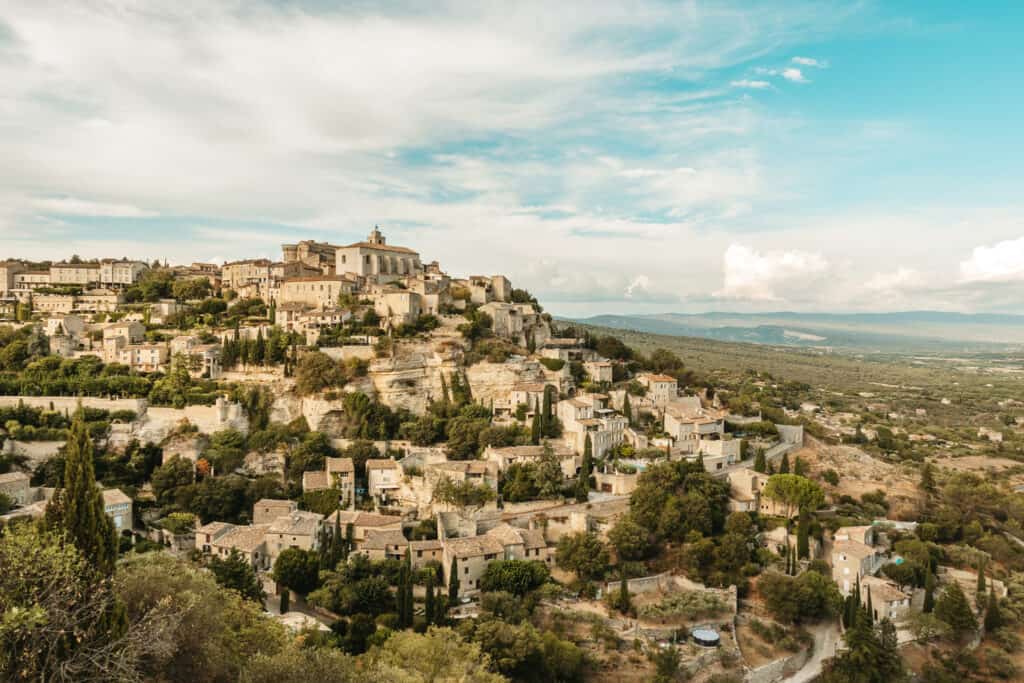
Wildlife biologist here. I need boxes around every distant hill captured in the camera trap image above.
[568,311,1024,353]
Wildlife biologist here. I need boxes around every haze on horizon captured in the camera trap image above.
[1,1,1023,318]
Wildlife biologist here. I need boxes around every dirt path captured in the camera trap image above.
[786,620,840,683]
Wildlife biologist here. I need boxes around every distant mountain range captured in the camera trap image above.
[568,311,1024,353]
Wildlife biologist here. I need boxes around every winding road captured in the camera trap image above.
[786,620,840,683]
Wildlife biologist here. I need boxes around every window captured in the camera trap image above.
[464,567,469,574]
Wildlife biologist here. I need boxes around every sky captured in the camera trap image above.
[1,1,1023,317]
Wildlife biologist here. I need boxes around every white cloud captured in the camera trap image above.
[959,236,1024,282]
[781,68,808,83]
[714,244,829,301]
[792,56,827,67]
[30,197,159,218]
[731,79,771,89]
[864,267,923,291]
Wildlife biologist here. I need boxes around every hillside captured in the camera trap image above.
[572,311,1024,353]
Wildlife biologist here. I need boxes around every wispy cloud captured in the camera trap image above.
[792,56,828,67]
[731,79,772,89]
[781,67,808,82]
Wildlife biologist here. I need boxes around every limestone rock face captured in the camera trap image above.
[465,357,549,408]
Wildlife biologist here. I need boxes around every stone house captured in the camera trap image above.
[326,510,404,544]
[371,287,424,327]
[367,459,402,503]
[252,498,298,525]
[99,259,149,287]
[265,511,325,565]
[441,523,551,597]
[832,539,883,595]
[117,343,169,372]
[102,488,133,532]
[663,397,726,443]
[557,396,627,459]
[480,302,550,348]
[302,456,356,506]
[637,373,678,408]
[482,444,580,480]
[860,575,911,622]
[355,529,409,562]
[202,523,271,570]
[221,259,273,293]
[584,360,614,383]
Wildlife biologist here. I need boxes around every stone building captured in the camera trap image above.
[278,275,357,309]
[335,227,421,283]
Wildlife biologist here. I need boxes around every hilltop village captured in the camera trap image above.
[1,229,1021,682]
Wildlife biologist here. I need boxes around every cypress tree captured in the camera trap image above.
[530,399,541,445]
[920,461,936,494]
[397,552,409,628]
[254,328,266,365]
[984,587,1002,632]
[425,573,436,625]
[779,453,790,474]
[403,549,414,628]
[923,567,936,613]
[449,557,460,603]
[623,393,632,426]
[753,449,766,473]
[797,513,810,560]
[618,572,631,615]
[866,585,874,623]
[280,588,290,613]
[46,409,117,576]
[575,435,593,503]
[977,563,987,598]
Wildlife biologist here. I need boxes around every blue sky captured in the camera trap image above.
[2,1,1023,315]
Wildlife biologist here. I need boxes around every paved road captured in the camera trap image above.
[786,620,840,683]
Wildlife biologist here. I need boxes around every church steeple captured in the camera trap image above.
[368,225,386,245]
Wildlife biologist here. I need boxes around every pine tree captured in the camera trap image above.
[923,568,936,613]
[753,449,766,473]
[779,453,790,474]
[623,393,632,426]
[46,409,118,576]
[934,580,978,638]
[984,588,1002,632]
[448,557,460,604]
[280,589,290,614]
[425,573,436,625]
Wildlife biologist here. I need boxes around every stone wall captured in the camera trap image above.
[0,395,146,414]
